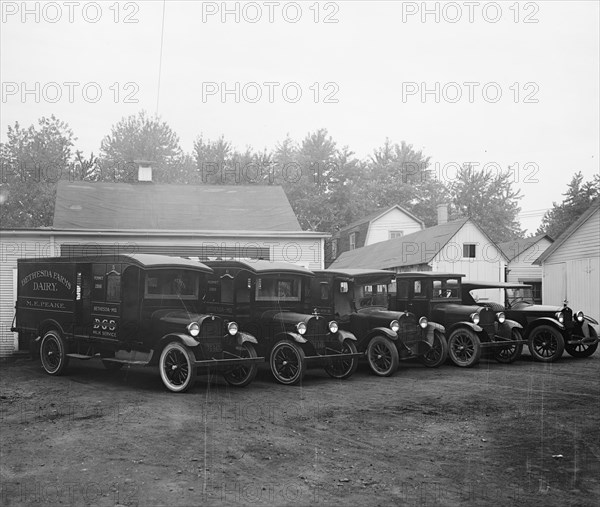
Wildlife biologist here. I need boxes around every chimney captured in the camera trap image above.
[437,203,448,225]
[134,160,154,182]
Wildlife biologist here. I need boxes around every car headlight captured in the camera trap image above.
[470,313,480,325]
[496,312,506,324]
[227,321,238,336]
[390,320,400,333]
[296,322,307,335]
[419,317,428,329]
[576,311,584,322]
[328,321,338,333]
[556,311,564,324]
[187,322,200,337]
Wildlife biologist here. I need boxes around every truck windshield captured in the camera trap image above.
[255,276,302,302]
[144,270,200,299]
[506,287,534,306]
[355,284,388,309]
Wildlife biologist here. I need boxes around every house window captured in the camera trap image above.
[349,232,357,251]
[389,230,404,240]
[331,239,338,259]
[463,244,477,258]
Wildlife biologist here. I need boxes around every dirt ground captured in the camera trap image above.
[1,350,599,507]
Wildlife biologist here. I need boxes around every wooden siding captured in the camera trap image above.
[544,209,599,264]
[431,221,506,283]
[543,258,599,318]
[365,208,423,245]
[506,237,553,283]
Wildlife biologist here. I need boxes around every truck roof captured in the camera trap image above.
[17,254,213,273]
[205,259,314,276]
[314,268,394,283]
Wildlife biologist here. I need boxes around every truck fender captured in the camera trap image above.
[499,320,523,334]
[364,327,398,342]
[236,331,258,345]
[38,319,67,340]
[274,331,307,344]
[335,329,357,343]
[148,333,200,365]
[425,322,445,340]
[529,317,565,333]
[449,322,482,334]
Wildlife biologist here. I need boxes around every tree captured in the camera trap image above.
[450,164,523,242]
[0,116,75,228]
[99,111,184,183]
[537,172,600,239]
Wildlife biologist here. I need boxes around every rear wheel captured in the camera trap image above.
[494,329,524,364]
[270,340,306,385]
[420,330,448,368]
[40,330,69,375]
[565,341,598,358]
[324,340,359,379]
[159,342,197,393]
[366,336,399,377]
[528,325,564,362]
[448,328,481,367]
[223,342,258,387]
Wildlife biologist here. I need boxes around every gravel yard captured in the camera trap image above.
[1,351,599,506]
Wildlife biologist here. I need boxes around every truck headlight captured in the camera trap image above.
[227,322,238,336]
[187,322,200,337]
[296,322,307,335]
[470,313,480,325]
[496,312,506,324]
[328,321,338,333]
[390,320,400,333]
[576,311,584,322]
[419,317,428,329]
[556,311,564,324]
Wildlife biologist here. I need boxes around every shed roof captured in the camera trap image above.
[330,219,469,269]
[53,181,302,231]
[497,234,553,262]
[534,201,600,265]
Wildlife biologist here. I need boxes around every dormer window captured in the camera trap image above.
[349,232,357,251]
[389,230,404,240]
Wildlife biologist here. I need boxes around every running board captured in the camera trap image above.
[101,358,150,366]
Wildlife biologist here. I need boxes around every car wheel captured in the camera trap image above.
[528,325,565,362]
[366,336,399,377]
[448,328,481,367]
[564,341,597,358]
[324,340,359,380]
[159,342,197,393]
[420,330,448,368]
[270,340,306,385]
[494,329,524,364]
[40,330,69,375]
[223,342,258,387]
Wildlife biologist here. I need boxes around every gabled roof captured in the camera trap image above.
[497,234,553,262]
[337,205,424,235]
[534,201,600,265]
[330,218,470,269]
[53,181,302,231]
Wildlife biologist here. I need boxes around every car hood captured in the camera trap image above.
[513,304,562,313]
[357,307,415,321]
[151,309,215,325]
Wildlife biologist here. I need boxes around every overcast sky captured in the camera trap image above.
[1,0,598,234]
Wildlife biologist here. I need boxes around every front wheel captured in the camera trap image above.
[420,330,449,368]
[366,336,399,377]
[448,328,481,367]
[528,325,564,362]
[270,340,306,385]
[223,342,258,387]
[494,329,524,364]
[40,330,69,375]
[565,341,597,358]
[159,342,197,393]
[324,340,359,380]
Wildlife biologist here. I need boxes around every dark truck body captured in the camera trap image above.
[311,269,448,376]
[390,272,524,367]
[462,281,599,361]
[202,260,361,385]
[12,254,262,392]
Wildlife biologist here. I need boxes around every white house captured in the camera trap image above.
[497,234,554,303]
[330,205,424,263]
[0,178,327,357]
[534,202,600,318]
